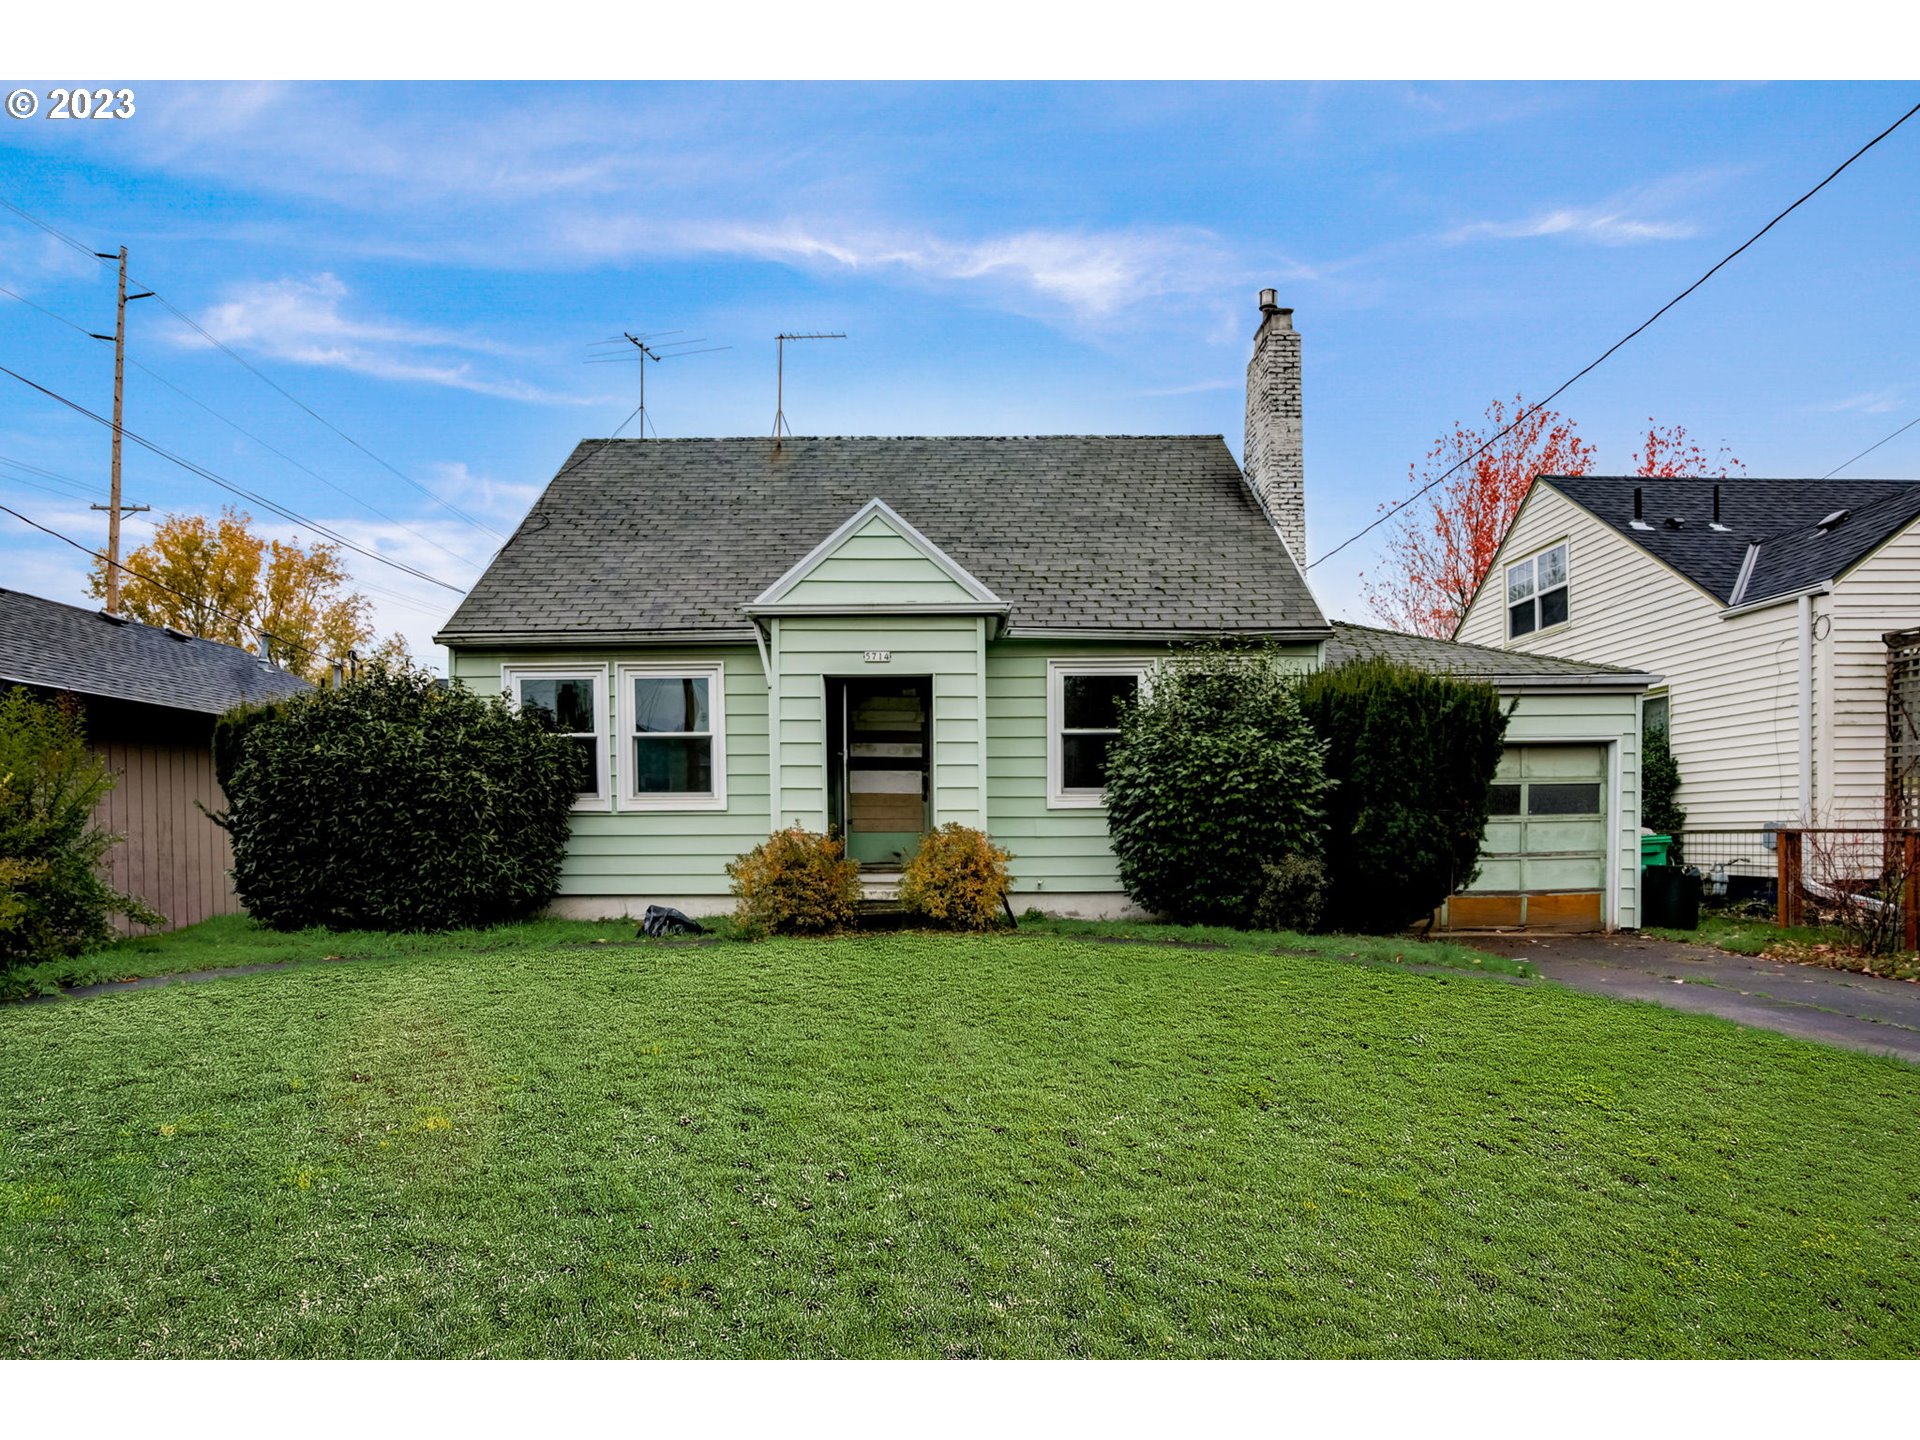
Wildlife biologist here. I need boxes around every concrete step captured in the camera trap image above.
[858,867,903,902]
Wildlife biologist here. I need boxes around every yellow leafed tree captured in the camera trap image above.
[88,507,373,684]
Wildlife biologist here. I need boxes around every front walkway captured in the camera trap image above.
[1468,933,1920,1064]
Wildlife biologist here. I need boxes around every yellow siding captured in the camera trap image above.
[1457,483,1802,828]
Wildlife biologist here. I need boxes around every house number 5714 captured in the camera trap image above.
[863,649,891,663]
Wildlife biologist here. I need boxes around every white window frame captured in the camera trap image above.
[616,661,727,812]
[1046,659,1152,810]
[502,663,610,812]
[1505,540,1571,642]
[1642,689,1671,739]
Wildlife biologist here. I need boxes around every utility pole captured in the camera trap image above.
[88,246,153,614]
[773,332,846,445]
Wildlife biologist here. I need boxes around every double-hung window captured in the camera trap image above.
[618,663,726,810]
[1047,660,1150,808]
[1506,542,1569,639]
[504,665,609,810]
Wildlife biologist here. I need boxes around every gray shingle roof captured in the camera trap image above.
[0,587,313,714]
[1326,620,1652,686]
[1545,476,1920,607]
[436,436,1327,643]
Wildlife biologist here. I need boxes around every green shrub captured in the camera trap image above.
[222,666,580,931]
[899,823,1013,930]
[1643,720,1686,837]
[1253,853,1327,933]
[212,698,295,797]
[0,689,159,968]
[1295,657,1509,934]
[727,827,862,937]
[1103,645,1332,926]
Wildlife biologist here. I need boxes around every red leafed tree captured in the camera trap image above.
[1362,396,1596,639]
[1631,420,1744,478]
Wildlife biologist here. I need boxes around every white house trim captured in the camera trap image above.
[614,660,729,813]
[1045,657,1156,810]
[501,662,612,812]
[751,497,1006,608]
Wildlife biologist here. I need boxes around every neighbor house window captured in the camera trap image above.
[1047,660,1150,808]
[1643,693,1670,738]
[504,665,609,810]
[617,662,726,810]
[1506,542,1569,639]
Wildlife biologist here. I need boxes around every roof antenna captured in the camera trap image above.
[584,331,729,437]
[773,332,846,446]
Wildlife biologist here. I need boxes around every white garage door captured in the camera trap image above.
[1443,744,1608,932]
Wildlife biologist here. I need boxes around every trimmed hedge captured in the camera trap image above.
[1295,657,1509,934]
[1104,646,1331,926]
[222,667,581,931]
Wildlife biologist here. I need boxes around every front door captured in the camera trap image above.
[827,677,932,866]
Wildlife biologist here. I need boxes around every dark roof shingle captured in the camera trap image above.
[1545,476,1920,606]
[437,436,1327,641]
[1326,620,1650,685]
[0,588,312,714]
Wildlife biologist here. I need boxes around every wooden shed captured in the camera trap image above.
[0,587,311,932]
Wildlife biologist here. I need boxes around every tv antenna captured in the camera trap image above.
[584,331,729,437]
[773,332,846,445]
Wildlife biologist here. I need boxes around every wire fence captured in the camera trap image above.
[1668,830,1780,916]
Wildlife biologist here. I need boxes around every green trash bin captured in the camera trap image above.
[1640,833,1673,868]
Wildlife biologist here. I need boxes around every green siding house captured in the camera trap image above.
[437,295,1653,928]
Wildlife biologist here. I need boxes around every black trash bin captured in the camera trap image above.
[1642,864,1702,930]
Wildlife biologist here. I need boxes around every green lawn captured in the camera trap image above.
[1645,912,1920,981]
[2,918,1917,1358]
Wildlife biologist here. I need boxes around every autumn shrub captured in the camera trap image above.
[222,665,580,931]
[727,828,862,937]
[1103,646,1332,926]
[1295,657,1509,934]
[898,823,1014,930]
[0,689,158,969]
[1252,853,1327,934]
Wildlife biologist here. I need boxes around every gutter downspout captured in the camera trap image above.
[1798,593,1814,820]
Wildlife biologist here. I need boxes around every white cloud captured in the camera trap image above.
[1447,206,1698,246]
[1813,387,1907,416]
[562,215,1303,328]
[171,273,595,404]
[422,460,542,525]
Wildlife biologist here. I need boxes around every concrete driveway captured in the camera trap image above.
[1467,932,1920,1065]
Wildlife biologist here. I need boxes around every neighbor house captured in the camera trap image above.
[0,586,312,930]
[437,294,1651,929]
[1456,475,1920,834]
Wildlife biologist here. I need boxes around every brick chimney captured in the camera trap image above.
[1243,289,1305,564]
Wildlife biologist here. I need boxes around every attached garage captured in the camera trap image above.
[1326,623,1657,933]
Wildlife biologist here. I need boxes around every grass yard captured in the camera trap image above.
[1645,912,1920,982]
[2,918,1917,1358]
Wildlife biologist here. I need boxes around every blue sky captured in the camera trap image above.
[2,81,1917,665]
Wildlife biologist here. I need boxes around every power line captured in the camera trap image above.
[1823,412,1920,479]
[1307,96,1920,572]
[0,361,466,594]
[0,499,321,664]
[0,278,487,575]
[0,195,508,543]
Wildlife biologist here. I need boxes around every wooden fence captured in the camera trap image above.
[1774,827,1920,951]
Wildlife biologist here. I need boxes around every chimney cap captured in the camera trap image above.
[1258,288,1281,315]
